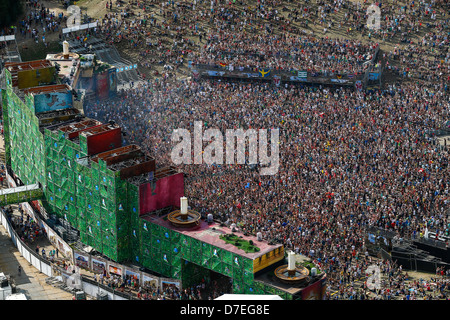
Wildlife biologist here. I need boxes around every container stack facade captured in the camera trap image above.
[43,125,134,262]
[137,218,289,297]
[2,72,45,186]
[137,218,254,285]
[1,67,133,263]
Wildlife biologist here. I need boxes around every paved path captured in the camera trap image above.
[0,132,74,300]
[0,223,74,300]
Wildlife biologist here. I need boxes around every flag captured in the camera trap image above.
[273,75,281,86]
[219,62,228,67]
[298,71,307,78]
[258,68,271,77]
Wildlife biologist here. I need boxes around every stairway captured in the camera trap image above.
[391,239,449,273]
[66,37,144,86]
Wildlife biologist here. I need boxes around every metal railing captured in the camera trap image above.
[1,205,138,300]
[414,236,448,249]
[0,207,54,277]
[193,62,366,80]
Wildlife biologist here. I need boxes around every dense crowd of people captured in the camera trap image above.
[17,0,65,45]
[192,31,377,75]
[68,0,448,78]
[327,256,450,300]
[78,0,450,300]
[86,76,449,238]
[85,79,449,300]
[6,204,47,245]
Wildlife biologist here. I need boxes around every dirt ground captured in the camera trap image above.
[11,0,449,86]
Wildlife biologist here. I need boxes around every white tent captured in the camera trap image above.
[5,293,28,300]
[215,294,283,300]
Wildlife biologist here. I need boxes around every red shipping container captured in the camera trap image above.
[139,171,184,215]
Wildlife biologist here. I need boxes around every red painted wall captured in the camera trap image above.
[87,127,122,155]
[139,172,184,215]
[96,72,109,100]
[301,277,326,300]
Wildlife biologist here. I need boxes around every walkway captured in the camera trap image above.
[0,133,74,299]
[0,217,74,300]
[0,184,43,206]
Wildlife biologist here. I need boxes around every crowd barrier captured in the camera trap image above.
[0,207,53,277]
[191,63,365,88]
[0,207,131,299]
[191,46,381,89]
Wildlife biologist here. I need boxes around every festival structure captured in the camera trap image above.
[0,55,327,299]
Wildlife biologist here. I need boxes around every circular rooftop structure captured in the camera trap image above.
[167,209,201,228]
[52,52,80,60]
[274,264,309,284]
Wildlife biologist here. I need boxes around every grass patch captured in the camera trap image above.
[220,233,260,253]
[299,261,321,274]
